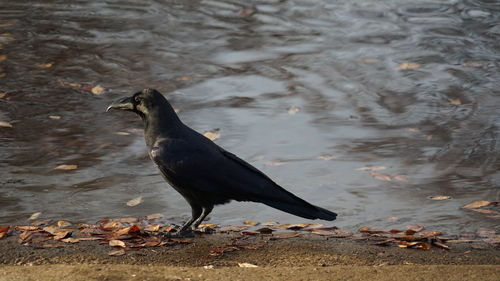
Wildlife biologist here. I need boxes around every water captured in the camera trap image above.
[0,0,499,235]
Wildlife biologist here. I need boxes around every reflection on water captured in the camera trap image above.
[0,0,499,234]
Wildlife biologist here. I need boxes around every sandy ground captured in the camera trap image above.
[0,233,498,280]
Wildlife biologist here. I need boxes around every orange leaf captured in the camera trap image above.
[462,200,490,209]
[54,164,78,170]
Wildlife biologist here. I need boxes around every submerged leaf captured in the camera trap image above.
[126,196,143,207]
[54,164,78,170]
[396,62,421,70]
[462,200,490,209]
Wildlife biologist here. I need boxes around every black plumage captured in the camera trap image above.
[107,89,337,232]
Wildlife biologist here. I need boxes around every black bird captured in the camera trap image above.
[107,89,337,232]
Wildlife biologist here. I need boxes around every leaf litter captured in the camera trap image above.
[2,213,496,257]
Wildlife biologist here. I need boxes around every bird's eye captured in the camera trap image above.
[134,96,142,103]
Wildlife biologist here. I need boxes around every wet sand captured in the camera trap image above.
[1,233,498,280]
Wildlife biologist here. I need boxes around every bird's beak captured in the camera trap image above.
[106,96,134,112]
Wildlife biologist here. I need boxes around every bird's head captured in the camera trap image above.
[106,88,166,118]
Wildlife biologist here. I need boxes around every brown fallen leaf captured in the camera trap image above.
[370,172,392,181]
[0,232,7,239]
[358,226,386,234]
[41,225,60,235]
[38,62,54,68]
[462,200,491,209]
[109,239,126,248]
[49,115,61,120]
[53,230,71,240]
[144,224,161,232]
[450,99,461,105]
[419,231,443,238]
[57,221,71,228]
[101,220,123,230]
[0,93,6,99]
[317,155,336,161]
[91,85,105,95]
[16,226,38,231]
[238,262,258,268]
[126,196,143,207]
[396,62,421,71]
[29,212,42,220]
[146,213,164,220]
[256,227,274,234]
[108,249,126,256]
[241,231,260,236]
[178,76,190,81]
[115,132,130,136]
[218,225,249,232]
[470,209,500,215]
[54,164,78,170]
[69,82,80,87]
[60,238,80,243]
[432,241,450,250]
[198,223,218,229]
[429,195,451,201]
[243,221,259,226]
[116,217,139,224]
[406,225,424,233]
[287,106,300,115]
[31,219,52,226]
[0,121,13,128]
[203,129,220,141]
[261,222,279,226]
[276,224,311,230]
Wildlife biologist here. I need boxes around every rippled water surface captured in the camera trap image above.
[1,0,499,234]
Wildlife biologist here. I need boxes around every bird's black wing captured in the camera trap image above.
[150,137,337,220]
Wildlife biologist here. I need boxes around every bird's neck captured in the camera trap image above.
[143,107,182,148]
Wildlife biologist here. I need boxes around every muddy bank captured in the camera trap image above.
[1,233,499,280]
[1,233,498,267]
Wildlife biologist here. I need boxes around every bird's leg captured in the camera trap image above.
[191,205,214,230]
[176,205,202,235]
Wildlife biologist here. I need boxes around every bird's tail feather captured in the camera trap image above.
[261,199,337,221]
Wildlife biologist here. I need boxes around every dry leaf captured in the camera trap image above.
[126,196,143,207]
[57,221,71,227]
[261,222,279,226]
[116,217,139,224]
[61,238,80,243]
[109,239,126,247]
[69,82,80,87]
[317,155,336,161]
[108,249,126,256]
[256,227,274,234]
[54,164,78,170]
[16,226,38,231]
[146,213,164,220]
[115,132,130,136]
[358,226,386,234]
[49,115,61,120]
[0,121,13,128]
[370,172,392,181]
[198,223,218,228]
[462,200,490,209]
[102,221,123,230]
[203,129,220,141]
[396,62,421,70]
[53,230,71,240]
[357,166,386,171]
[406,225,424,233]
[0,93,6,99]
[287,106,300,115]
[238,262,258,268]
[429,195,451,201]
[42,225,60,235]
[277,224,311,230]
[450,99,461,105]
[218,225,249,232]
[243,221,259,226]
[38,62,54,68]
[29,212,42,220]
[144,224,161,232]
[91,85,105,95]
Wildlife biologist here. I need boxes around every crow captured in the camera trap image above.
[107,89,337,233]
